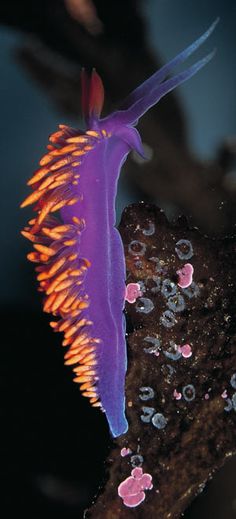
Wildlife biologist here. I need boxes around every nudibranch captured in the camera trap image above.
[21,19,218,437]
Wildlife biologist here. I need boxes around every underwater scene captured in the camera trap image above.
[1,1,236,518]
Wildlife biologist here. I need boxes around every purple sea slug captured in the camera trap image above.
[21,19,218,437]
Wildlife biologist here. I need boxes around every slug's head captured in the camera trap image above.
[80,19,218,158]
[81,67,147,158]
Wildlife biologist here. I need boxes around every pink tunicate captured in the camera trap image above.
[118,467,153,508]
[178,343,192,358]
[204,393,210,400]
[221,389,228,399]
[173,389,182,400]
[121,447,132,457]
[176,263,194,288]
[125,283,143,303]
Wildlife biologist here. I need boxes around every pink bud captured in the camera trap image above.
[121,447,132,457]
[125,283,143,303]
[177,263,194,288]
[178,343,192,358]
[173,389,182,400]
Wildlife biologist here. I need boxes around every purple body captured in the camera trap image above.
[62,137,130,436]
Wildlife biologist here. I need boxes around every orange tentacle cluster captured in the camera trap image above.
[21,124,102,407]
